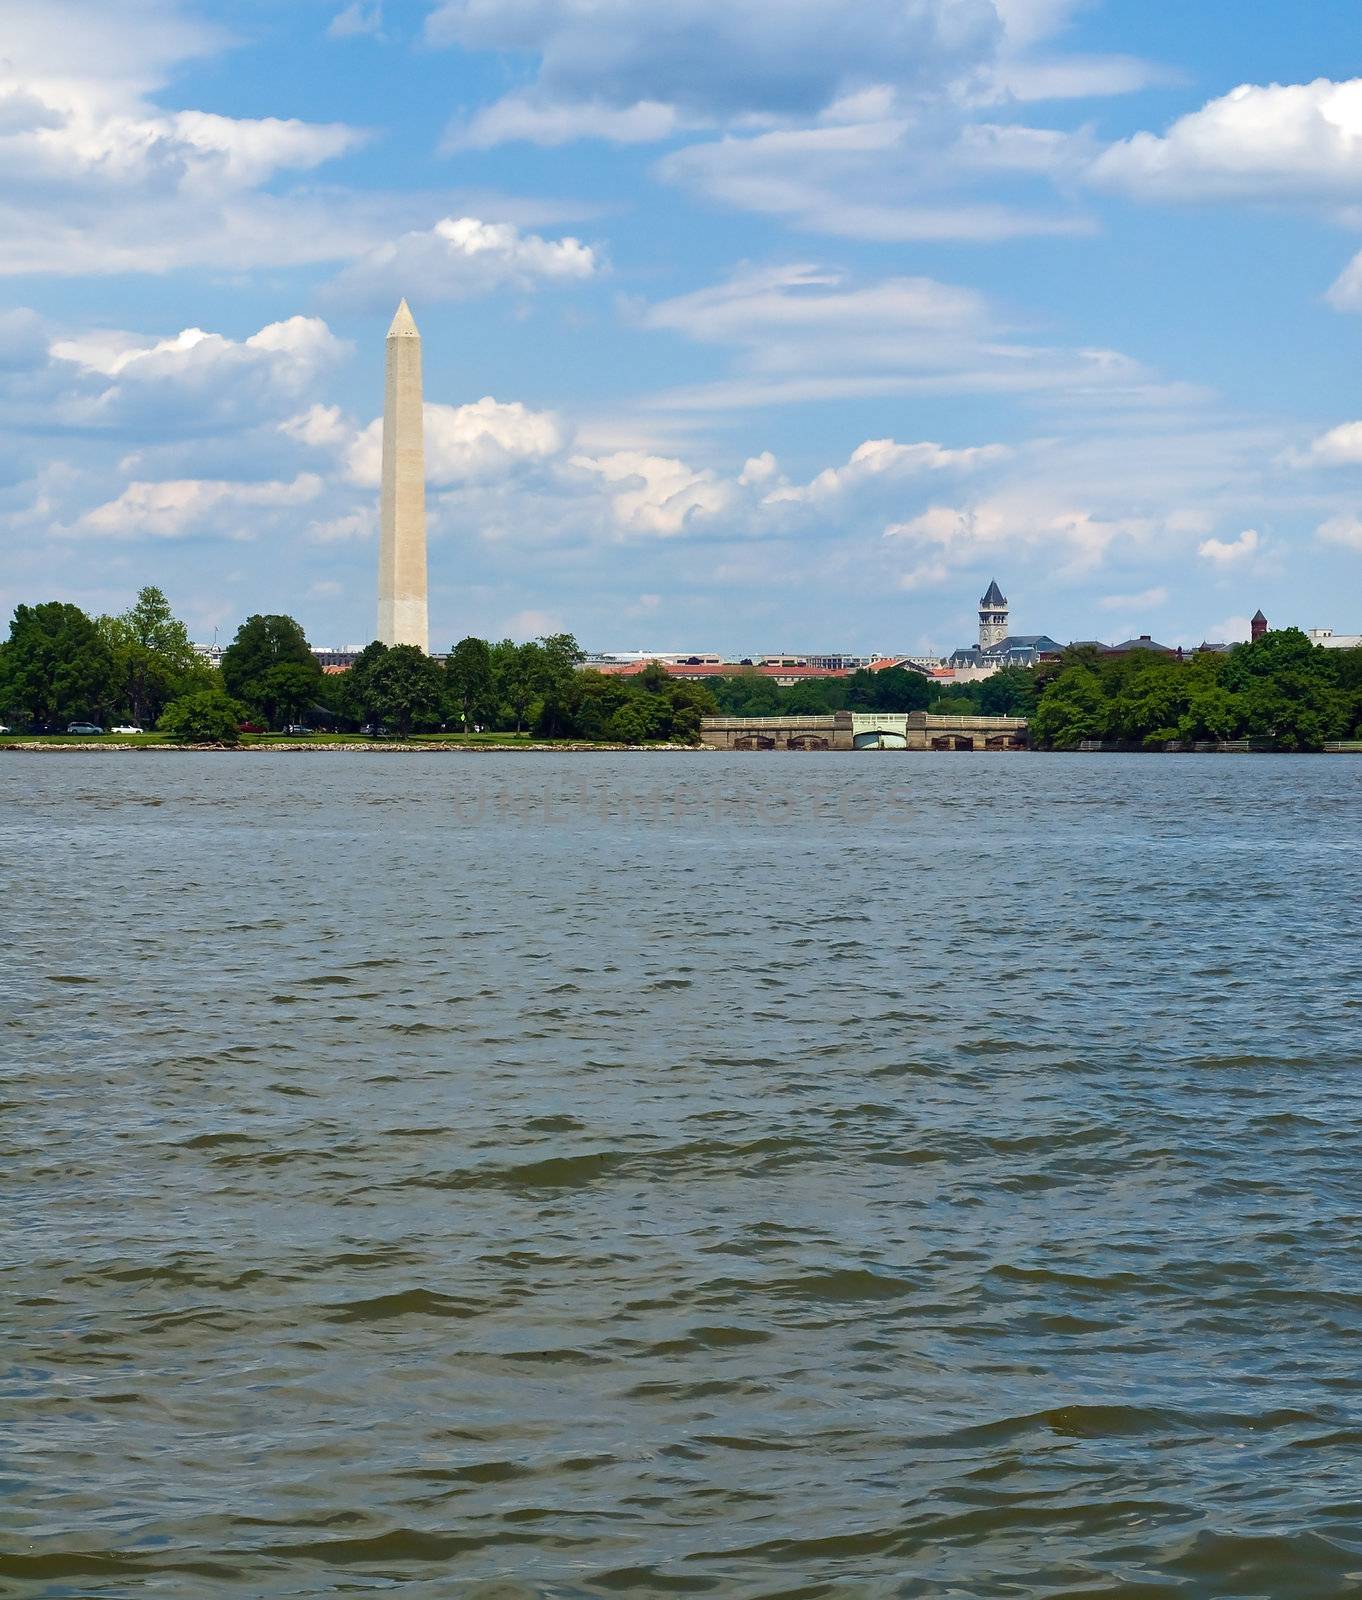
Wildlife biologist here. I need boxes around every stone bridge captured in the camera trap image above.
[700,710,1028,751]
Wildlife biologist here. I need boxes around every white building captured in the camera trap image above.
[1307,628,1362,650]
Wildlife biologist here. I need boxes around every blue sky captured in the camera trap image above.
[5,0,1362,654]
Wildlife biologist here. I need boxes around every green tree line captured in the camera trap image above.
[1027,630,1362,751]
[0,594,720,743]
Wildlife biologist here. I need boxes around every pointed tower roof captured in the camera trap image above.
[980,579,1006,607]
[1252,609,1267,623]
[387,298,419,338]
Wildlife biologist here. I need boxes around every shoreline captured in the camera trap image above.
[0,740,713,754]
[4,741,1360,755]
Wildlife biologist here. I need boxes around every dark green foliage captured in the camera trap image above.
[978,666,1037,718]
[0,602,116,729]
[363,644,446,737]
[221,614,322,726]
[1028,629,1359,750]
[445,636,495,730]
[158,690,245,744]
[341,640,390,728]
[97,586,212,728]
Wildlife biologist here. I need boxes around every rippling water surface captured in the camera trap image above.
[6,751,1362,1598]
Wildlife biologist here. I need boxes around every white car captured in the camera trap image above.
[0,724,11,734]
[111,724,144,734]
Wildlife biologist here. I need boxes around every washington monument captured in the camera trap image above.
[377,299,428,651]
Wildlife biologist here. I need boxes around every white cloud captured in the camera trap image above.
[0,0,395,275]
[643,263,986,359]
[636,262,1190,413]
[280,404,352,450]
[425,0,1001,122]
[329,3,384,38]
[504,608,566,639]
[766,436,1010,503]
[1099,586,1168,611]
[882,487,1199,586]
[49,316,347,432]
[347,398,567,486]
[659,110,1091,243]
[74,473,322,539]
[1327,253,1362,313]
[1090,78,1362,202]
[569,450,731,536]
[1317,515,1362,550]
[450,97,685,151]
[1197,528,1260,565]
[1292,420,1362,465]
[328,215,599,306]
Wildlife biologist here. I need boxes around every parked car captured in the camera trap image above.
[237,721,265,734]
[281,724,313,736]
[111,724,143,734]
[361,724,391,736]
[66,722,104,735]
[0,724,11,734]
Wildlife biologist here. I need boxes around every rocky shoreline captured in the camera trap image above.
[1,740,712,753]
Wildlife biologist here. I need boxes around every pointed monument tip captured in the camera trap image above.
[387,298,419,338]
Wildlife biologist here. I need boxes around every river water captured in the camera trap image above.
[5,751,1362,1598]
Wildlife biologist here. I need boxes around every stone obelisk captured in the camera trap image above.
[377,298,428,651]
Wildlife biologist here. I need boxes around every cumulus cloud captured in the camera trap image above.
[1197,528,1260,565]
[449,96,685,150]
[1316,515,1362,550]
[347,398,567,486]
[885,496,1132,576]
[1090,78,1362,202]
[73,473,322,539]
[0,0,392,275]
[767,436,1010,503]
[329,2,384,38]
[49,316,347,432]
[425,0,1001,122]
[1291,420,1362,465]
[327,216,600,306]
[568,450,731,536]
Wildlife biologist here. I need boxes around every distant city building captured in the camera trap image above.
[193,643,225,669]
[311,647,364,668]
[1104,635,1180,657]
[978,579,1009,650]
[945,579,1062,674]
[1252,609,1269,642]
[1306,626,1362,650]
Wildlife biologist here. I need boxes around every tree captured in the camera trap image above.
[0,602,116,729]
[534,633,585,737]
[783,679,834,714]
[221,614,321,724]
[365,644,445,736]
[98,586,210,727]
[606,703,649,744]
[446,636,494,730]
[1029,665,1109,749]
[158,690,245,744]
[979,666,1036,718]
[343,641,389,729]
[872,666,932,713]
[498,641,543,733]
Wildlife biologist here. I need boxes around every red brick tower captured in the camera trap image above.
[1251,609,1268,642]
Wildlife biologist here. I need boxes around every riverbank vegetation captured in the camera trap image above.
[1028,631,1362,751]
[0,594,718,744]
[5,592,1360,751]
